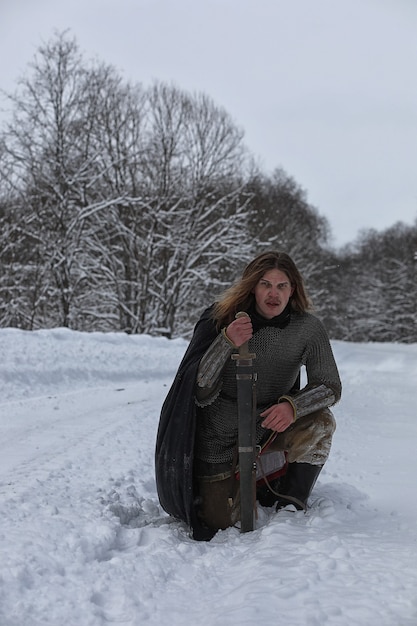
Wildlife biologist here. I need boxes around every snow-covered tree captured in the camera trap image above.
[1,33,96,327]
[332,221,417,343]
[0,32,252,335]
[2,31,414,342]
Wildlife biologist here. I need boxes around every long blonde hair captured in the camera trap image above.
[212,251,312,328]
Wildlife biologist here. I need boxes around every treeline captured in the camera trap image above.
[0,33,416,342]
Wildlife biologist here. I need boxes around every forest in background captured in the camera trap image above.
[1,33,416,342]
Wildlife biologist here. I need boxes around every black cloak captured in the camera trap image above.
[155,306,217,539]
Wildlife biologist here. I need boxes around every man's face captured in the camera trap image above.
[253,269,294,319]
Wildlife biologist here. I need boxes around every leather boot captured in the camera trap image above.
[257,477,282,507]
[275,462,322,511]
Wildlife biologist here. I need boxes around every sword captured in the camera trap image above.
[232,311,257,533]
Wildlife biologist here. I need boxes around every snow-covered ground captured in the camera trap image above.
[0,327,416,626]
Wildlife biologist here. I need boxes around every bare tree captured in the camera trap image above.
[1,33,95,327]
[332,221,417,343]
[245,168,335,313]
[138,84,251,337]
[5,31,414,343]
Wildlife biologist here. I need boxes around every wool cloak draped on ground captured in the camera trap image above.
[155,306,218,538]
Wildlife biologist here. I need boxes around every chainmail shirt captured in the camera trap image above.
[194,311,341,465]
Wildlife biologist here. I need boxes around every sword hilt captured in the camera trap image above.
[231,311,256,361]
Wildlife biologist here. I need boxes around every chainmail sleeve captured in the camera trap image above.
[195,332,236,407]
[279,383,336,419]
[279,314,342,420]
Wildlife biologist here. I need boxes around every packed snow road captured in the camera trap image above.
[0,328,416,625]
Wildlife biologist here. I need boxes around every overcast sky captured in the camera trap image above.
[1,0,416,247]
